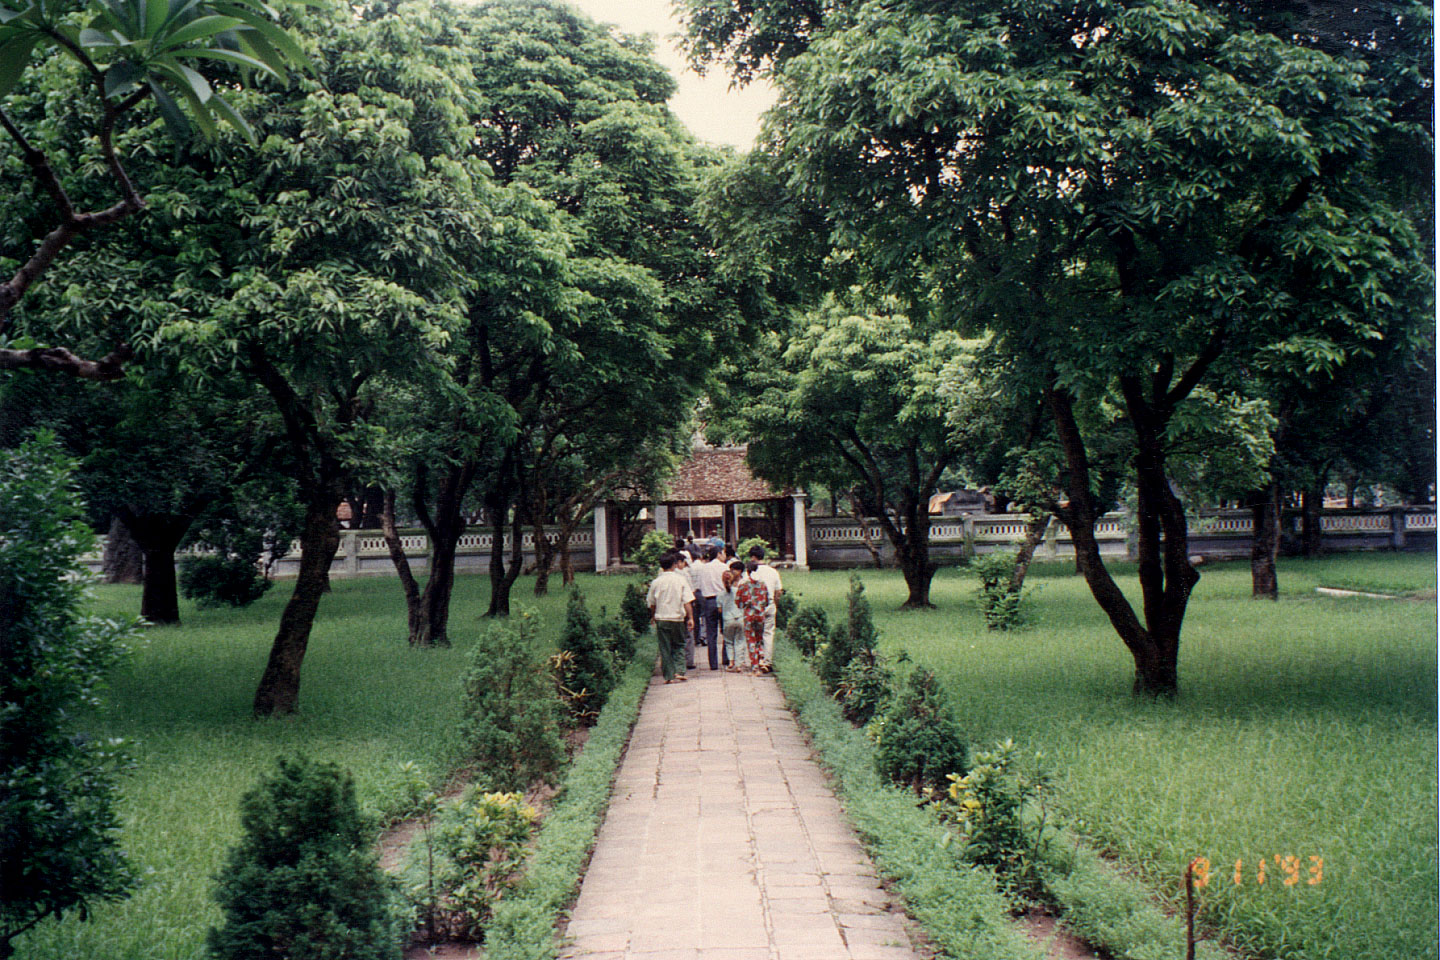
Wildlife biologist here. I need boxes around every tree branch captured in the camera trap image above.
[0,343,133,380]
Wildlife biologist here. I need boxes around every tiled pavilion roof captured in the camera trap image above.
[659,446,792,505]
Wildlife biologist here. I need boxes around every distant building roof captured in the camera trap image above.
[660,446,791,505]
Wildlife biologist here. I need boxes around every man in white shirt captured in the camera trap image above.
[646,551,694,684]
[692,545,729,669]
[676,551,701,670]
[748,545,783,667]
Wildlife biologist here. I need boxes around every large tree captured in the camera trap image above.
[8,1,492,714]
[683,0,1433,695]
[722,296,969,608]
[390,0,732,622]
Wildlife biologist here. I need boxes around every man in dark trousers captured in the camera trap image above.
[692,544,727,669]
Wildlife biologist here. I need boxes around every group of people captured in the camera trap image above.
[644,535,783,684]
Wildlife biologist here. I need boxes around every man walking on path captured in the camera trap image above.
[676,551,700,670]
[693,545,727,669]
[749,544,783,666]
[646,551,694,684]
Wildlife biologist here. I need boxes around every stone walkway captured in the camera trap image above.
[560,666,929,960]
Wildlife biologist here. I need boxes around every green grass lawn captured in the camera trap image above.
[785,552,1437,960]
[18,554,1435,960]
[14,572,637,960]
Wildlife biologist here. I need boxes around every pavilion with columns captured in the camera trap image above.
[592,445,808,571]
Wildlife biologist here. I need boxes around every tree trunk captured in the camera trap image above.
[484,485,526,619]
[253,494,342,716]
[558,527,574,585]
[409,463,474,646]
[102,516,144,584]
[416,528,459,646]
[1301,481,1325,556]
[380,490,423,643]
[895,501,936,608]
[897,552,936,607]
[1249,484,1281,599]
[847,494,885,569]
[1047,387,1189,698]
[122,512,194,625]
[1010,513,1050,592]
[532,522,555,597]
[1128,430,1195,695]
[486,502,509,617]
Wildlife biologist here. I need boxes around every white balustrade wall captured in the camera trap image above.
[803,506,1434,569]
[80,528,596,579]
[77,507,1432,578]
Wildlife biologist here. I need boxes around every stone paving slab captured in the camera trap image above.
[560,667,929,960]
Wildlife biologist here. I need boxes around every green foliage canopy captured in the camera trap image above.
[684,0,1433,694]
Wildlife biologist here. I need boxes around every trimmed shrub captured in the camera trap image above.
[785,602,830,657]
[619,581,652,634]
[1,436,138,957]
[736,535,771,561]
[595,611,638,666]
[874,668,969,797]
[178,554,272,608]
[836,649,895,726]
[403,789,537,943]
[817,574,880,692]
[209,756,404,960]
[774,588,798,630]
[460,612,565,792]
[631,530,674,577]
[971,551,1032,630]
[553,589,617,725]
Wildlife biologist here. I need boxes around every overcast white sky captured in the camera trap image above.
[564,0,776,150]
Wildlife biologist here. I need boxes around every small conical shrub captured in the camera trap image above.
[209,756,404,960]
[818,574,879,691]
[837,648,894,726]
[596,609,638,665]
[785,602,830,657]
[874,668,969,797]
[461,612,565,792]
[555,588,617,724]
[620,581,652,634]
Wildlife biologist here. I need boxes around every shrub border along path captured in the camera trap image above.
[483,636,656,960]
[772,637,1228,960]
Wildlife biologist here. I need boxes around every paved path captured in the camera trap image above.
[560,667,930,960]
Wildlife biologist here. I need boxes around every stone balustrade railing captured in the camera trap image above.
[79,507,1433,579]
[804,506,1434,568]
[81,528,596,579]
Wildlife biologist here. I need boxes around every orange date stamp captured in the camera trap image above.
[1187,855,1323,888]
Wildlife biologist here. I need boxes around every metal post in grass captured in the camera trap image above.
[1184,856,1206,960]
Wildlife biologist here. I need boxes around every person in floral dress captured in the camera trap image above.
[735,561,771,674]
